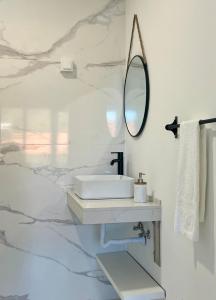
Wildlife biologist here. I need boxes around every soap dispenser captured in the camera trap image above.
[134,172,148,203]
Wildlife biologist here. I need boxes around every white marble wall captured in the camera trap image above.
[0,0,125,299]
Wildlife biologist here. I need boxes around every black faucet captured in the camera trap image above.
[110,152,124,175]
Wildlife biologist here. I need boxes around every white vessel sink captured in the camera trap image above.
[74,175,134,199]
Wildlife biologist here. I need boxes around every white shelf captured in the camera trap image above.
[96,251,165,300]
[67,192,161,224]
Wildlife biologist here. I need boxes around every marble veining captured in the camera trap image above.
[0,0,125,299]
[0,60,60,79]
[48,226,96,259]
[0,296,117,300]
[0,295,30,300]
[0,82,21,92]
[85,59,125,69]
[0,143,21,155]
[0,0,124,59]
[0,143,109,186]
[0,161,110,187]
[0,230,109,285]
[0,0,125,83]
[0,204,76,225]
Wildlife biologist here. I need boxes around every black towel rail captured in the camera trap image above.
[165,116,216,138]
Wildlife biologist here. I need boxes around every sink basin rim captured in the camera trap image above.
[74,175,134,200]
[75,175,134,182]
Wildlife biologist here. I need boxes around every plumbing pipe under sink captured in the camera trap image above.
[100,224,145,248]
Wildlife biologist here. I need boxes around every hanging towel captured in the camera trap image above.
[174,120,207,241]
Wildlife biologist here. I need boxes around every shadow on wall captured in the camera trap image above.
[194,128,215,274]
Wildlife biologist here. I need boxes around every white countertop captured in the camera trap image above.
[67,191,161,224]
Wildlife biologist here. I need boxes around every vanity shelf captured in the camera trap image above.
[96,251,165,300]
[67,192,161,224]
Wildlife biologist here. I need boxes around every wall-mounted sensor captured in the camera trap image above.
[60,57,74,72]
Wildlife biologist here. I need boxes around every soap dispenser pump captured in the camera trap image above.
[134,172,148,203]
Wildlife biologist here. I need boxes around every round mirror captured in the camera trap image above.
[124,55,150,137]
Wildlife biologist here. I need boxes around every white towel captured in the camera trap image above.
[174,120,207,241]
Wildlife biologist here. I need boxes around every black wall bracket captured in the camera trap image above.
[165,116,216,138]
[165,116,179,138]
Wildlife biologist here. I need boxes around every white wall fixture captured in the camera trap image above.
[60,56,74,72]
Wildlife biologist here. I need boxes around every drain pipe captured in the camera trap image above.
[100,223,146,248]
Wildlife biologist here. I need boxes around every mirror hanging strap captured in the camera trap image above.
[127,14,147,66]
